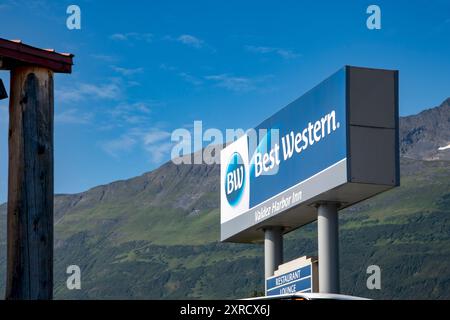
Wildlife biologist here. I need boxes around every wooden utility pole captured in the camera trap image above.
[0,38,73,300]
[6,67,54,299]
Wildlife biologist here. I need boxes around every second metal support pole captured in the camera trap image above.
[317,202,340,294]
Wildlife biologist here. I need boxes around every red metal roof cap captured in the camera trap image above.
[0,38,74,73]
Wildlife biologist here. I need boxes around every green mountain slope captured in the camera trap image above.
[1,158,449,299]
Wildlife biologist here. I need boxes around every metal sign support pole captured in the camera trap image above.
[264,227,283,292]
[317,202,340,294]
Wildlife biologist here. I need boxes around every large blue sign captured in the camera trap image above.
[221,68,348,241]
[266,264,312,296]
[221,66,399,242]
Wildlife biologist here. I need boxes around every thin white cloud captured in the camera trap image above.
[245,45,300,59]
[178,72,203,86]
[102,135,137,158]
[111,66,144,76]
[160,64,203,86]
[205,74,256,92]
[101,128,173,163]
[159,63,177,71]
[144,141,173,163]
[143,130,171,145]
[55,108,93,125]
[56,82,121,102]
[110,102,152,125]
[142,129,173,163]
[110,33,127,41]
[176,34,204,48]
[127,81,141,87]
[91,54,117,63]
[276,49,301,59]
[110,32,153,42]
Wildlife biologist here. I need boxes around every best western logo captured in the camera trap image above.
[253,110,340,178]
[225,152,246,206]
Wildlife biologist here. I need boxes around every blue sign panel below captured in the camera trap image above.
[266,264,312,296]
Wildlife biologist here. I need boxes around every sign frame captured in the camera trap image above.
[221,66,399,243]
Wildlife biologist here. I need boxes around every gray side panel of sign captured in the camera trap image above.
[347,66,397,129]
[349,126,397,185]
[347,66,399,187]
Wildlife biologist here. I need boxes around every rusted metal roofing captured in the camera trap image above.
[0,38,74,73]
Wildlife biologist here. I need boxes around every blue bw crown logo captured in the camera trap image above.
[225,152,245,206]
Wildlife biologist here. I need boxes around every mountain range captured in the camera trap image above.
[400,97,450,160]
[0,98,449,299]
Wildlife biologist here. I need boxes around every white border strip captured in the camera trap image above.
[249,158,347,211]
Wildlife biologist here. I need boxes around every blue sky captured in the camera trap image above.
[0,0,450,202]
